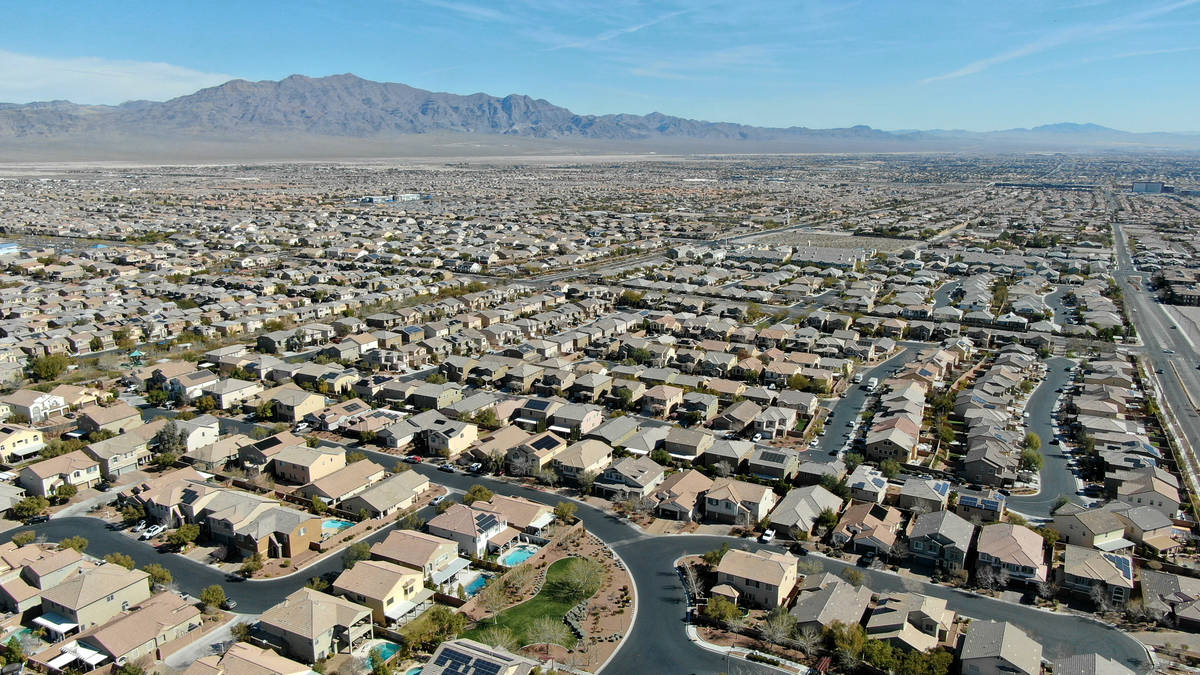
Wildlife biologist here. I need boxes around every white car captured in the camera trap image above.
[760,529,776,544]
[140,524,165,540]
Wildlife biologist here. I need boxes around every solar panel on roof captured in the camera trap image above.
[476,514,499,531]
[760,452,787,464]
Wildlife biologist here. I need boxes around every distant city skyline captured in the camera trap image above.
[1,0,1198,132]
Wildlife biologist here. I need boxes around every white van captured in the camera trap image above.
[852,373,864,384]
[866,377,879,391]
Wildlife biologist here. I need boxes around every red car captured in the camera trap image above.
[403,455,423,464]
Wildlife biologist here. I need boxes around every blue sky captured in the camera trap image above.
[1,0,1197,131]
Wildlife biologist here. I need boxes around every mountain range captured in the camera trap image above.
[1,73,1196,160]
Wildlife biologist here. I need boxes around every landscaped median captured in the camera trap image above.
[455,524,636,671]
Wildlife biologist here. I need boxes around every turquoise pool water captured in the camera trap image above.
[405,668,422,675]
[465,573,491,596]
[372,641,401,661]
[323,518,354,531]
[498,544,539,566]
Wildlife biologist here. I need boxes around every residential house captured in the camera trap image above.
[908,510,975,572]
[271,446,346,484]
[37,565,151,638]
[297,461,386,507]
[341,471,430,519]
[832,502,904,556]
[653,469,713,521]
[427,503,509,558]
[1060,544,1134,606]
[958,620,1043,675]
[0,389,68,422]
[768,485,843,540]
[257,588,373,664]
[0,424,44,463]
[975,523,1048,583]
[552,439,613,485]
[594,456,665,499]
[77,402,144,435]
[370,530,465,587]
[865,592,955,652]
[332,559,431,626]
[18,450,102,496]
[713,549,798,609]
[789,574,872,632]
[703,477,776,525]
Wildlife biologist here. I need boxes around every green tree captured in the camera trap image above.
[58,536,88,553]
[11,531,36,546]
[370,644,395,675]
[167,523,201,548]
[701,543,730,566]
[200,585,226,610]
[463,484,494,505]
[817,507,839,530]
[844,452,864,473]
[346,451,367,463]
[30,354,72,381]
[104,552,136,569]
[121,503,146,523]
[704,594,742,622]
[1024,431,1042,452]
[230,621,252,641]
[12,496,50,520]
[145,389,169,407]
[143,563,173,588]
[240,553,264,576]
[554,500,578,523]
[154,452,180,469]
[343,541,372,569]
[841,567,866,587]
[879,459,902,478]
[54,483,78,502]
[155,420,186,455]
[1020,448,1044,471]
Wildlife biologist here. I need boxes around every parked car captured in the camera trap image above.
[131,520,147,533]
[468,462,483,474]
[26,514,49,524]
[858,551,877,567]
[437,464,456,474]
[760,529,775,544]
[140,524,165,540]
[221,598,238,610]
[403,455,423,464]
[431,495,447,506]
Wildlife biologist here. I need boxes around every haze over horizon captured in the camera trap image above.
[1,0,1198,134]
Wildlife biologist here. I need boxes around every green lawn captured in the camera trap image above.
[462,557,596,649]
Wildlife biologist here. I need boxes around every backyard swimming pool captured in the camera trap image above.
[322,518,354,535]
[498,543,539,566]
[371,640,402,661]
[465,573,492,596]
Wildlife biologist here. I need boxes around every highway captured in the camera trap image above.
[1110,221,1200,501]
[6,455,1152,673]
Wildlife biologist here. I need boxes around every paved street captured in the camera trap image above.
[5,455,1152,674]
[811,347,916,461]
[1007,356,1080,517]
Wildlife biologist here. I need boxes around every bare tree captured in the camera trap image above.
[526,616,570,656]
[477,625,518,651]
[682,562,705,600]
[795,625,821,654]
[1090,584,1112,613]
[977,565,997,590]
[1036,579,1059,600]
[761,610,797,646]
[476,582,508,622]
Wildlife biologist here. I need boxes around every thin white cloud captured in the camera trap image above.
[921,0,1200,83]
[0,50,236,104]
[546,9,689,51]
[418,0,513,23]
